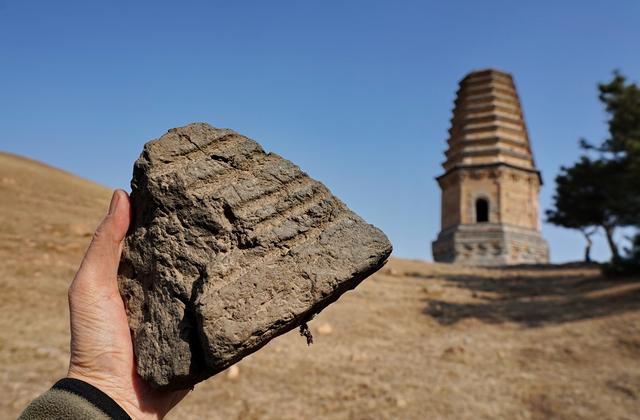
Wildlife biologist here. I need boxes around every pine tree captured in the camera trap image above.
[548,71,640,267]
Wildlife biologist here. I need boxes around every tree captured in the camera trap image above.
[548,71,640,264]
[598,72,640,264]
[596,72,640,226]
[546,157,624,261]
[597,72,640,159]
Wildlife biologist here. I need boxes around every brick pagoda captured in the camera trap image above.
[432,69,549,265]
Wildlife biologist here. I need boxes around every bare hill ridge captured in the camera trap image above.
[1,152,639,419]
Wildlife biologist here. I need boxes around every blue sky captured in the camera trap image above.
[1,1,639,262]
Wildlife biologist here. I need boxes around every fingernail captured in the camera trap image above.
[108,190,121,215]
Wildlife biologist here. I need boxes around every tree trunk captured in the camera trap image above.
[582,230,593,263]
[603,224,620,261]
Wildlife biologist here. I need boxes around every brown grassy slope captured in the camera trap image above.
[0,152,112,413]
[1,152,639,419]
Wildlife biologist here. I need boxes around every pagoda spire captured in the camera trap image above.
[443,69,536,174]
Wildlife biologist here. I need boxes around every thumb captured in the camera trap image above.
[74,190,131,287]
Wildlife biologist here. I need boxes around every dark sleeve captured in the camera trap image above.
[18,378,131,420]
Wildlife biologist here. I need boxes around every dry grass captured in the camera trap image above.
[1,152,639,419]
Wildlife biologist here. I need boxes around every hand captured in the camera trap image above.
[67,190,188,419]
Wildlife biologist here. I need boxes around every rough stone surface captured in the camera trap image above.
[117,123,392,389]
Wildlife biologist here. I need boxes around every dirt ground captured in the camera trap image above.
[1,151,639,419]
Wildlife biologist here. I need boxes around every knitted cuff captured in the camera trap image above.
[52,378,131,419]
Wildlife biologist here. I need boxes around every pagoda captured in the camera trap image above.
[432,69,549,265]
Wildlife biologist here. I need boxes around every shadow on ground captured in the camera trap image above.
[422,267,640,327]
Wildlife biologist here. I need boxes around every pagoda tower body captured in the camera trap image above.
[432,69,549,265]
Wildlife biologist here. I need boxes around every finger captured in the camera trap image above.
[74,190,131,286]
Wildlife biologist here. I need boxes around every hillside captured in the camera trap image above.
[1,152,639,419]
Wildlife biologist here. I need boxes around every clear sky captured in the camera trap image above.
[1,1,639,262]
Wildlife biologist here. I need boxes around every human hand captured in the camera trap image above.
[66,190,188,419]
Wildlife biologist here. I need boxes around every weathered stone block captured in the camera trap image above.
[117,123,392,389]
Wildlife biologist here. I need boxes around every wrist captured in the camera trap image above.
[53,376,134,420]
[66,369,148,420]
